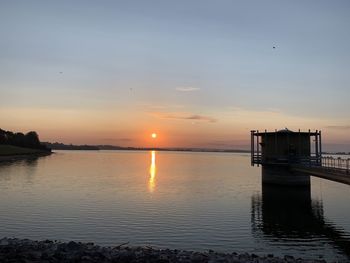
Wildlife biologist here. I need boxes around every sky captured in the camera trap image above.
[0,0,349,150]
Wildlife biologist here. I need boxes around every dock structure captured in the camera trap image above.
[251,129,350,186]
[293,159,350,185]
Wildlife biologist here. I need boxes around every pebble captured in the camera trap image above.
[0,237,328,263]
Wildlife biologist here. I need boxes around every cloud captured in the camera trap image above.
[118,138,133,142]
[140,104,184,110]
[155,112,217,123]
[183,114,217,123]
[207,140,249,148]
[325,125,350,130]
[175,86,200,92]
[102,138,133,142]
[227,106,281,114]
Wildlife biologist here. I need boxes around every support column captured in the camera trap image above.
[319,131,322,160]
[298,129,301,156]
[251,130,255,166]
[262,165,310,186]
[308,129,311,166]
[274,129,277,159]
[315,130,319,166]
[256,130,260,166]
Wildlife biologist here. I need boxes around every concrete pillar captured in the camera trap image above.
[262,165,310,186]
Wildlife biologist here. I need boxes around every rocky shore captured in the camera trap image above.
[0,238,327,263]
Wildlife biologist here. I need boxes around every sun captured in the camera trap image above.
[151,133,157,139]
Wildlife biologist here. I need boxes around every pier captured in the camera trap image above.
[251,129,350,186]
[292,157,350,185]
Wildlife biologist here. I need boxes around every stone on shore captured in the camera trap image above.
[0,237,327,263]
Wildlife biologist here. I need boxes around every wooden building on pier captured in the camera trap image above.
[251,129,322,186]
[251,129,322,166]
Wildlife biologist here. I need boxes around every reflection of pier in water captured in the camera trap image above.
[251,184,350,258]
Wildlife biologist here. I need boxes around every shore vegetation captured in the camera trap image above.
[0,128,51,157]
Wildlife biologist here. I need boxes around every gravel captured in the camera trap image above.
[0,238,327,263]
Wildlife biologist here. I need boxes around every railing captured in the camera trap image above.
[252,154,262,165]
[251,154,322,166]
[251,155,350,174]
[322,156,350,174]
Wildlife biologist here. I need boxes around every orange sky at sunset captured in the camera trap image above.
[1,1,349,151]
[0,106,348,150]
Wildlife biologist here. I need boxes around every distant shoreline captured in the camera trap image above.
[44,142,250,154]
[43,142,350,155]
[52,148,350,155]
[54,148,251,154]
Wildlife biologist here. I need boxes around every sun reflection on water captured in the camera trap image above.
[148,150,156,193]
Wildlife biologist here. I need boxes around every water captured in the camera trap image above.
[0,150,349,261]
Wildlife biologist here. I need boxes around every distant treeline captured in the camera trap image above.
[43,142,99,150]
[43,142,250,153]
[43,142,133,150]
[0,129,50,151]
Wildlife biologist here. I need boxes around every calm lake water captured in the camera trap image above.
[0,150,349,261]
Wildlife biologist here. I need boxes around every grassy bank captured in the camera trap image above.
[0,145,43,156]
[0,145,52,160]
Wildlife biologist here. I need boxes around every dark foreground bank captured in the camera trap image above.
[0,150,52,162]
[0,238,327,263]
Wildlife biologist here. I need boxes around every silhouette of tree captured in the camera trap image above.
[0,128,50,151]
[0,129,6,144]
[14,132,25,147]
[24,131,41,148]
